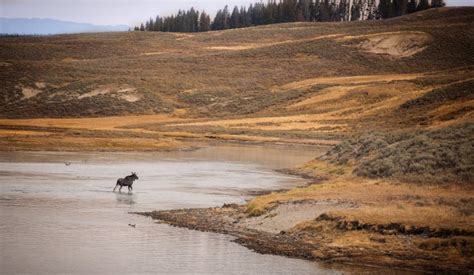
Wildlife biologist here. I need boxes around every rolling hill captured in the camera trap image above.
[0,7,472,155]
[1,7,473,272]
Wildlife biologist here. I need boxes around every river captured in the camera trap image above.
[0,143,408,274]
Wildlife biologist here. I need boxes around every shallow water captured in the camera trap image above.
[0,144,411,274]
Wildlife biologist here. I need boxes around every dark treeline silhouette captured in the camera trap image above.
[134,0,445,32]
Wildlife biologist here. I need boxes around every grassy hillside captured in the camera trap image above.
[1,8,473,271]
[0,7,472,159]
[1,7,472,119]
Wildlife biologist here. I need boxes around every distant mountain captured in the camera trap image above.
[0,18,129,35]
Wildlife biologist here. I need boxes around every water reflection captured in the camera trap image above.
[115,192,137,205]
[0,146,413,274]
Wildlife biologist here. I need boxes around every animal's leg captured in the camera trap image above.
[128,186,132,192]
[113,184,118,192]
[119,186,122,193]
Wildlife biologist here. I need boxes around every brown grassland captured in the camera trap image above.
[1,7,473,272]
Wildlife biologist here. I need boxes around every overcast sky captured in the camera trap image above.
[1,0,472,26]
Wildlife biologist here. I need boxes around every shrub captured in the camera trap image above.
[321,123,474,184]
[400,80,474,110]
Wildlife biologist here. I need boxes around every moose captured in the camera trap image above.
[113,172,139,193]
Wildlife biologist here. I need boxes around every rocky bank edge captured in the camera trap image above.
[137,201,474,273]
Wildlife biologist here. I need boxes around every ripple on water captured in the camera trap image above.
[0,148,410,274]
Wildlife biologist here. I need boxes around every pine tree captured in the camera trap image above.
[431,0,446,7]
[190,8,199,32]
[148,18,154,31]
[212,10,223,30]
[199,11,211,32]
[319,0,330,21]
[378,0,393,18]
[351,0,362,20]
[263,2,275,24]
[417,0,430,11]
[367,0,379,19]
[399,0,408,16]
[153,16,160,31]
[309,0,316,21]
[222,5,230,29]
[230,6,240,28]
[270,1,280,23]
[407,0,418,13]
[296,0,305,21]
[239,6,248,27]
[136,0,437,33]
[338,0,350,21]
[288,0,298,22]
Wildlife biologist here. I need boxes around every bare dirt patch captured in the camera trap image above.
[206,34,343,51]
[139,178,474,273]
[341,31,433,58]
[78,87,113,99]
[141,51,166,56]
[239,200,355,234]
[77,85,140,102]
[207,44,261,51]
[20,86,43,99]
[118,94,141,102]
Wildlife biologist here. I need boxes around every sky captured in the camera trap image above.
[1,0,472,27]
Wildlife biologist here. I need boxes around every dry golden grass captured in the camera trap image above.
[330,204,474,231]
[2,8,473,122]
[0,9,473,152]
[247,173,473,230]
[0,135,181,151]
[0,66,471,151]
[272,73,423,91]
[0,129,53,136]
[287,85,365,109]
[0,114,179,131]
[0,9,472,156]
[0,115,189,151]
[206,33,344,51]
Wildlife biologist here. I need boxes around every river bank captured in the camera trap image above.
[2,143,472,273]
[138,162,474,273]
[0,147,343,274]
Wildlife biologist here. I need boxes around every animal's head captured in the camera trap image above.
[131,172,139,180]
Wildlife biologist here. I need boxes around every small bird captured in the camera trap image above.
[65,162,71,166]
[128,224,136,228]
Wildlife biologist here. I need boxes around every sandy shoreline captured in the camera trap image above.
[2,146,472,273]
[138,201,473,273]
[137,165,474,273]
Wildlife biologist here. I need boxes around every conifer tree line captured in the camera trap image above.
[134,0,445,32]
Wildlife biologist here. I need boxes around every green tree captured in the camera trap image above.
[351,0,362,20]
[417,0,430,11]
[230,6,241,28]
[407,0,418,13]
[199,11,211,32]
[431,0,446,7]
[378,0,393,18]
